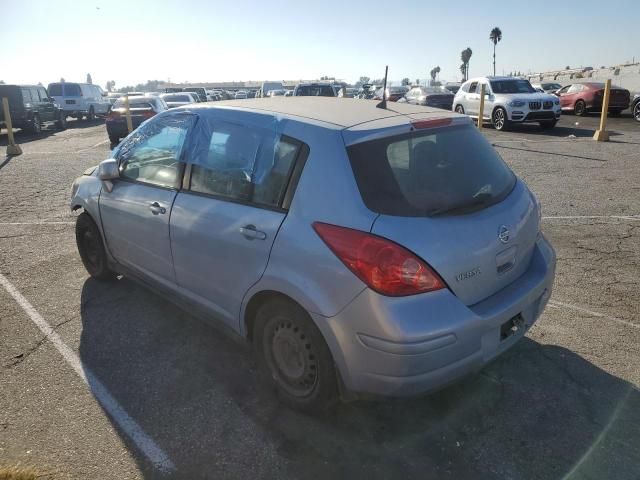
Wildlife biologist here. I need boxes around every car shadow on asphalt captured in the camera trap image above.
[0,119,104,146]
[78,277,640,480]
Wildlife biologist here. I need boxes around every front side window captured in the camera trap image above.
[468,82,478,94]
[30,88,40,102]
[190,120,301,208]
[38,88,49,100]
[117,114,193,188]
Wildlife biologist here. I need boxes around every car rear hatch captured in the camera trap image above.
[49,83,84,111]
[344,118,540,306]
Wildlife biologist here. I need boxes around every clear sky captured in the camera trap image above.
[2,0,638,88]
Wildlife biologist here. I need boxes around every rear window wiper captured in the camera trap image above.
[426,193,493,217]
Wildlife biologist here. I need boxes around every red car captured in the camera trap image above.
[555,82,630,116]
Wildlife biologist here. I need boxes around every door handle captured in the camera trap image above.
[239,224,267,240]
[149,201,166,215]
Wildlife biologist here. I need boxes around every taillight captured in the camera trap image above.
[313,222,445,297]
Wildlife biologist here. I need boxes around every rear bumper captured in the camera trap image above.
[314,234,556,397]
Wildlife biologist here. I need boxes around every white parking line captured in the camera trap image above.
[548,299,639,330]
[543,215,640,221]
[0,221,74,226]
[0,272,176,474]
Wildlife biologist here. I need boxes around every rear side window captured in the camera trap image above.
[347,124,516,217]
[190,121,302,208]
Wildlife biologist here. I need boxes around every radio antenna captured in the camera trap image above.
[376,65,388,109]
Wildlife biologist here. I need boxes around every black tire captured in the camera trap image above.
[454,104,465,114]
[539,120,557,130]
[28,114,42,134]
[56,111,67,130]
[253,298,338,412]
[492,107,510,131]
[574,100,587,116]
[87,107,95,121]
[75,213,117,281]
[634,101,640,122]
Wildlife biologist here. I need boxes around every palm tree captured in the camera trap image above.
[489,27,502,76]
[460,48,473,81]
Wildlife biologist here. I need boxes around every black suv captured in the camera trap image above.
[0,84,67,134]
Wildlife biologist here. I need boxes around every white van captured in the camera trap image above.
[256,81,284,98]
[47,82,111,120]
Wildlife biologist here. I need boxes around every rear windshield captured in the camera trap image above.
[295,85,335,97]
[48,84,63,96]
[347,124,516,217]
[113,98,153,109]
[164,94,192,102]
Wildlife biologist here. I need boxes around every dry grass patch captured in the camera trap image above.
[0,465,47,480]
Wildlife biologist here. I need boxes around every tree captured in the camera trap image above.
[565,66,570,70]
[60,77,65,83]
[86,73,93,84]
[460,48,473,81]
[0,80,4,84]
[415,78,420,85]
[489,27,502,76]
[401,77,410,86]
[105,80,116,92]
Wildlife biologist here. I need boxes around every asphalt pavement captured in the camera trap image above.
[1,112,639,479]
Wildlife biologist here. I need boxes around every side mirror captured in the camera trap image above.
[98,159,119,192]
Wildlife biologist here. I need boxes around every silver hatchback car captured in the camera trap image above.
[71,98,556,411]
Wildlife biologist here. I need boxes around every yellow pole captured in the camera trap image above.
[478,83,486,129]
[123,94,133,134]
[593,79,611,142]
[2,97,23,156]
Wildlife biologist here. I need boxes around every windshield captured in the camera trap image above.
[490,79,536,94]
[347,124,516,216]
[295,85,335,96]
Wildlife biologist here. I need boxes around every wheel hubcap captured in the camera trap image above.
[634,103,640,121]
[494,110,504,129]
[82,229,100,268]
[266,318,318,397]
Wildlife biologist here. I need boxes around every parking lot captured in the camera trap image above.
[1,112,639,479]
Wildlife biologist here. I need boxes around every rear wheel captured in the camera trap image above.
[253,298,338,412]
[454,104,465,114]
[56,111,67,130]
[574,100,587,116]
[87,107,95,121]
[492,107,510,131]
[539,120,557,130]
[634,101,640,122]
[75,212,117,281]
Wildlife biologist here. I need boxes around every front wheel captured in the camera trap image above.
[454,104,465,114]
[574,100,587,116]
[634,102,640,122]
[87,107,95,121]
[254,298,338,413]
[75,212,117,281]
[492,107,510,131]
[539,120,557,130]
[29,114,42,134]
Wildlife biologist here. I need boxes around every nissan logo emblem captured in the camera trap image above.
[498,225,510,244]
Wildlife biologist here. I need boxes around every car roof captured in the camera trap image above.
[185,97,464,129]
